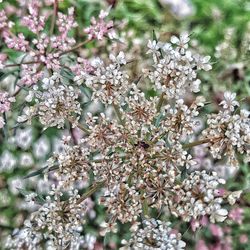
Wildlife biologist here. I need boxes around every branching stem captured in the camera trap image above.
[156,93,165,112]
[113,104,125,126]
[76,181,105,205]
[50,0,58,36]
[59,39,92,56]
[182,138,213,149]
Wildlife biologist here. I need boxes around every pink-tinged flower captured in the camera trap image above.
[20,65,43,86]
[21,2,46,34]
[4,33,29,52]
[195,240,209,250]
[239,234,248,244]
[0,92,15,113]
[40,52,60,70]
[202,236,232,250]
[209,224,224,238]
[57,7,78,35]
[210,243,226,250]
[71,58,94,76]
[50,35,76,51]
[191,216,209,232]
[0,10,13,31]
[84,9,115,40]
[0,53,7,69]
[214,188,227,197]
[44,0,64,6]
[169,228,179,235]
[72,127,84,144]
[191,218,200,231]
[200,216,209,226]
[228,207,244,224]
[32,33,50,55]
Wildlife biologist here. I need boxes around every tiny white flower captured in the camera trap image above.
[227,191,242,205]
[211,208,228,223]
[220,91,239,111]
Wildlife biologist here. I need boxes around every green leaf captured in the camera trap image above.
[23,165,49,179]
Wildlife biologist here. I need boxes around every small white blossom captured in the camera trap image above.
[220,91,239,111]
[121,219,186,250]
[227,190,242,205]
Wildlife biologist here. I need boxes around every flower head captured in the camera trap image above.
[0,91,15,113]
[121,219,186,250]
[84,8,114,40]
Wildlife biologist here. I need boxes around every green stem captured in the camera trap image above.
[77,181,105,204]
[91,159,104,163]
[142,199,149,216]
[2,113,8,137]
[77,123,90,134]
[140,190,149,217]
[5,61,41,68]
[68,118,90,134]
[59,39,92,56]
[113,104,125,126]
[182,138,212,149]
[156,93,165,112]
[49,0,58,36]
[0,224,14,230]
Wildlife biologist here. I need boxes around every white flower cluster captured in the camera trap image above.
[6,33,247,249]
[6,189,87,249]
[147,33,212,99]
[75,52,129,105]
[170,171,228,223]
[202,91,250,167]
[48,144,91,188]
[84,112,123,153]
[18,74,81,128]
[100,184,142,223]
[123,84,158,129]
[121,219,186,250]
[163,96,205,141]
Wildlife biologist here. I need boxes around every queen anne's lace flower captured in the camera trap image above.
[76,52,128,105]
[147,33,212,99]
[121,219,186,250]
[2,11,246,248]
[100,184,142,223]
[21,2,46,33]
[202,93,250,167]
[169,171,228,223]
[84,112,123,153]
[163,96,205,141]
[57,7,78,35]
[124,86,158,127]
[0,10,12,31]
[18,74,81,128]
[48,144,91,188]
[219,91,239,111]
[0,3,81,85]
[6,188,87,249]
[4,33,29,52]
